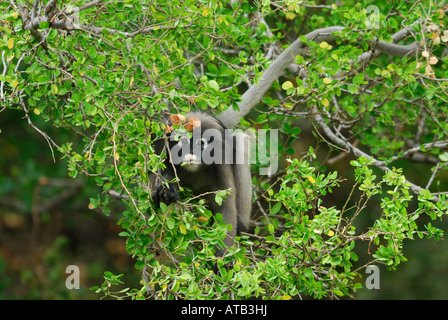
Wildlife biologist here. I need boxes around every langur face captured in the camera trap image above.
[170,128,223,172]
[176,132,203,172]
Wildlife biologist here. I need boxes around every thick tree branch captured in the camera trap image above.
[218,26,344,128]
[31,0,40,21]
[311,106,441,201]
[218,25,422,128]
[0,51,6,101]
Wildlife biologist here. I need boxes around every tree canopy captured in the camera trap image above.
[1,0,448,300]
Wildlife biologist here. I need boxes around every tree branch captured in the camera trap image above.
[76,0,104,12]
[311,106,441,201]
[17,89,60,162]
[0,51,6,101]
[218,26,344,128]
[217,25,422,128]
[31,0,40,21]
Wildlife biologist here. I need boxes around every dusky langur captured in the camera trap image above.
[151,111,252,256]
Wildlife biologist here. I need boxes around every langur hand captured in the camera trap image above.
[152,184,180,208]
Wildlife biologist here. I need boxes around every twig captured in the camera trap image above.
[0,51,6,100]
[106,189,130,201]
[18,89,60,162]
[390,141,448,163]
[111,103,146,219]
[425,162,441,190]
[76,0,104,13]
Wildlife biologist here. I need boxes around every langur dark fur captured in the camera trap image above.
[152,111,252,256]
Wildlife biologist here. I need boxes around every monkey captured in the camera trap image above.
[151,111,252,257]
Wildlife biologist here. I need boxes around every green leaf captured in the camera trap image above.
[282,81,294,90]
[439,152,448,162]
[271,202,282,215]
[208,80,220,91]
[160,202,168,213]
[215,194,222,205]
[88,46,98,59]
[353,73,366,85]
[179,223,187,235]
[207,63,218,75]
[167,218,175,229]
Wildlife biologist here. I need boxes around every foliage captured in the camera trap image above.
[1,0,448,299]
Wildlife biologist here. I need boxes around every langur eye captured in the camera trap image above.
[178,137,190,147]
[196,138,208,149]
